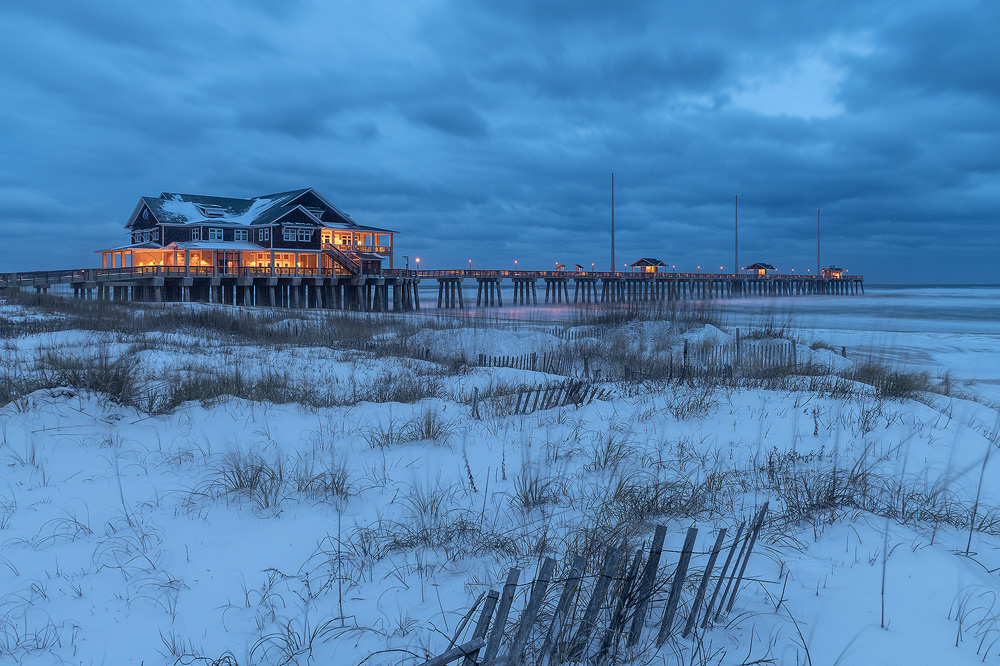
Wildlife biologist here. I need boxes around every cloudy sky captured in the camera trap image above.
[1,1,997,282]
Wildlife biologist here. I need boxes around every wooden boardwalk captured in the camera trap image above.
[0,267,861,311]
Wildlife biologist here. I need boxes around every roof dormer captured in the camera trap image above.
[197,204,226,218]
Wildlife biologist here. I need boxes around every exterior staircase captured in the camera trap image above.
[322,243,362,275]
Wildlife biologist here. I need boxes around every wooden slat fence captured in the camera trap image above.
[411,504,769,666]
[478,352,565,374]
[546,326,601,342]
[472,379,608,417]
[682,337,796,371]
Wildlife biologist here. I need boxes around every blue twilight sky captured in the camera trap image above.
[1,1,998,282]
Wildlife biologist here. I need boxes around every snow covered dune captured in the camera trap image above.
[1,291,998,665]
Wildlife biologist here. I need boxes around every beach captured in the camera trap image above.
[0,286,998,665]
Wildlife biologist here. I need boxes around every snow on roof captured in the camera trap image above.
[131,188,397,234]
[158,196,274,226]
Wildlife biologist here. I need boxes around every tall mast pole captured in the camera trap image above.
[611,172,616,272]
[734,194,738,276]
[817,208,821,277]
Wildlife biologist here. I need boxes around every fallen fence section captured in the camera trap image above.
[411,503,769,666]
[471,380,610,418]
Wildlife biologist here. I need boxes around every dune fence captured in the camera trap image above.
[412,503,768,666]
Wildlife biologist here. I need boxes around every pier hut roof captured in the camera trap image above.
[744,262,775,270]
[125,188,396,234]
[631,258,666,267]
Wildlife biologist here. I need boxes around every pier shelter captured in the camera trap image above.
[744,262,776,276]
[631,258,667,274]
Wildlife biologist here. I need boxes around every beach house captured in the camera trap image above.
[99,188,396,276]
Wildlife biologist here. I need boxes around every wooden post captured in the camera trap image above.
[508,557,556,665]
[539,554,586,664]
[627,525,667,647]
[418,639,487,666]
[567,546,623,662]
[461,590,499,666]
[482,568,521,664]
[702,521,745,629]
[724,502,768,613]
[596,548,644,664]
[683,528,728,638]
[735,328,740,368]
[656,526,698,647]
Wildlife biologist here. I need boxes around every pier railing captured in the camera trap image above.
[415,269,862,280]
[1,266,861,290]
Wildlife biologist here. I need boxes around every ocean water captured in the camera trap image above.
[415,283,1000,400]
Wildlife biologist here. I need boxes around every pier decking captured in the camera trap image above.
[0,267,861,311]
[424,270,863,308]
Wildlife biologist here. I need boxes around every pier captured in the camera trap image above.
[0,267,420,312]
[0,266,860,311]
[423,270,863,309]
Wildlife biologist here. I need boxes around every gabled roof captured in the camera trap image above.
[745,262,775,270]
[125,188,398,234]
[631,258,666,267]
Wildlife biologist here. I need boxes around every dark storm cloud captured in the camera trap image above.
[0,0,996,281]
[406,101,490,139]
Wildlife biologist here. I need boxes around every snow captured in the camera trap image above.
[682,323,732,346]
[408,326,563,359]
[159,196,274,225]
[1,294,1000,665]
